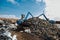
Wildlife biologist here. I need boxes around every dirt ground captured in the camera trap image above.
[11,31,44,40]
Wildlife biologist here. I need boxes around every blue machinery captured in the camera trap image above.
[16,0,56,25]
[17,12,33,25]
[17,11,56,25]
[38,11,56,24]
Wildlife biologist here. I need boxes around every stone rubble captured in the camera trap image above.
[22,17,60,40]
[0,17,60,40]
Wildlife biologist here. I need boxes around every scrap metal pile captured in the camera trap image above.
[0,17,60,40]
[0,20,17,40]
[24,17,60,40]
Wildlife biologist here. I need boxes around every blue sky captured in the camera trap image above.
[0,0,46,18]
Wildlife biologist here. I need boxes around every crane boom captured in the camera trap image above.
[17,12,33,25]
[24,12,33,20]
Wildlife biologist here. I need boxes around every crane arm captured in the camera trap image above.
[38,11,49,21]
[42,14,49,21]
[17,12,33,25]
[24,12,33,20]
[38,11,56,24]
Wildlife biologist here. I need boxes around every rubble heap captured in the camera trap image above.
[0,17,60,40]
[25,17,60,40]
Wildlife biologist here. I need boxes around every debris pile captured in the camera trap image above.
[25,17,60,40]
[0,17,60,40]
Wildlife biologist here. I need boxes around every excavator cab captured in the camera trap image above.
[16,12,33,31]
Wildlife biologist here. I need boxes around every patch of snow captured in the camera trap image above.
[12,35,17,40]
[56,24,60,28]
[9,24,17,29]
[25,29,31,33]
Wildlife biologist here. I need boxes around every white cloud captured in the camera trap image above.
[36,0,41,2]
[0,15,19,19]
[36,0,45,2]
[7,0,19,5]
[45,0,60,20]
